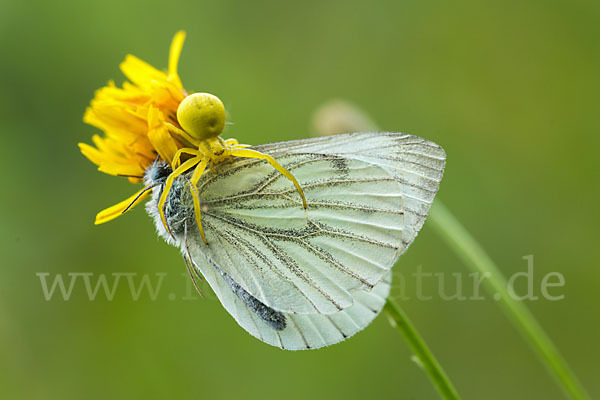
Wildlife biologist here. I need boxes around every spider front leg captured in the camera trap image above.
[158,157,201,236]
[188,157,210,244]
[164,122,200,148]
[190,157,209,187]
[230,148,307,208]
[224,138,250,150]
[172,147,201,169]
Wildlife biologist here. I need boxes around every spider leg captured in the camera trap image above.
[187,158,209,244]
[190,157,209,186]
[223,141,248,164]
[230,148,307,208]
[164,122,200,148]
[158,157,201,236]
[229,144,250,150]
[172,147,201,169]
[208,160,217,173]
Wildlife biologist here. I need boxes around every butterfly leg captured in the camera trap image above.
[183,220,204,297]
[230,148,307,208]
[158,157,201,236]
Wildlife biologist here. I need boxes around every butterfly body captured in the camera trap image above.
[146,132,445,350]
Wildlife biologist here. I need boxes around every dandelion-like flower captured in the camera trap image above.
[80,31,305,236]
[79,31,188,224]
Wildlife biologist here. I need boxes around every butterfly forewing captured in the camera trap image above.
[253,132,446,245]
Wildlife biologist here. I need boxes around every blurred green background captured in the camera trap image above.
[1,0,599,398]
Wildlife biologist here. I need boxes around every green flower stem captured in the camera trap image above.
[384,299,462,400]
[428,200,590,400]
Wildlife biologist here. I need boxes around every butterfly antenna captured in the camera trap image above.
[183,218,204,282]
[117,174,144,179]
[122,184,159,214]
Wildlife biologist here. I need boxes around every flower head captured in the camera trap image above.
[79,31,189,224]
[80,31,305,232]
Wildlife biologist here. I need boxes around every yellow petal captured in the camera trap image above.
[147,106,179,164]
[78,142,104,166]
[148,82,179,110]
[80,139,142,175]
[98,161,145,177]
[91,134,123,156]
[95,82,149,104]
[95,188,151,224]
[82,32,192,218]
[88,101,148,136]
[168,31,186,88]
[120,54,168,88]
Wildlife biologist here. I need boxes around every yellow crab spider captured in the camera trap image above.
[158,93,307,244]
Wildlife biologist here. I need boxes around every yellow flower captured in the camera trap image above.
[80,31,305,236]
[79,31,188,225]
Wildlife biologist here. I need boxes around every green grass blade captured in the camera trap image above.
[384,299,462,400]
[428,200,590,400]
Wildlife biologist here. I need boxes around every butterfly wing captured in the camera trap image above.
[186,132,444,315]
[189,154,404,314]
[148,132,444,347]
[192,245,392,350]
[253,132,446,246]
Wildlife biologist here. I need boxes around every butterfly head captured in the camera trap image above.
[144,159,173,187]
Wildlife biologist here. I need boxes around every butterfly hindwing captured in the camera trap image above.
[190,245,391,350]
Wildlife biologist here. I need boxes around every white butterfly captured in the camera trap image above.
[145,132,445,350]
